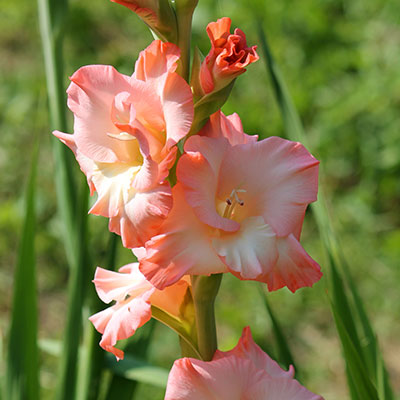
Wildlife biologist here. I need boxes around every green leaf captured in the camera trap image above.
[257,285,297,374]
[190,47,204,97]
[105,353,169,389]
[104,320,156,400]
[38,0,94,398]
[190,80,235,136]
[76,233,119,400]
[331,306,379,400]
[256,21,394,399]
[6,142,39,400]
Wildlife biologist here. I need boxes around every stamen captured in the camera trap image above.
[222,188,246,218]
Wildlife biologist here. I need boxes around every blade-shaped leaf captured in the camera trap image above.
[105,350,169,389]
[257,285,297,374]
[38,0,93,398]
[104,320,157,400]
[6,142,39,400]
[76,233,119,400]
[331,306,379,400]
[257,21,394,399]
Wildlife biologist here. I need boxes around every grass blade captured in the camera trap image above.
[55,179,90,400]
[38,0,93,397]
[6,141,39,400]
[37,0,77,264]
[331,306,379,400]
[104,320,157,400]
[257,285,298,374]
[105,349,169,390]
[256,21,393,398]
[76,233,119,400]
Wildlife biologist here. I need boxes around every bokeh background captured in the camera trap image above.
[1,0,399,398]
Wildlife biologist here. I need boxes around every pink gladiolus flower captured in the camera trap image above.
[165,326,324,400]
[89,263,190,360]
[199,17,259,95]
[54,40,194,248]
[138,112,322,292]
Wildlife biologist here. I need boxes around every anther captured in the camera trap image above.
[226,198,232,205]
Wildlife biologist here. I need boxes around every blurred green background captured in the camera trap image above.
[1,0,399,399]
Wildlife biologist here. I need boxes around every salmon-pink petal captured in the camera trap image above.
[67,65,132,163]
[161,72,194,147]
[89,293,153,360]
[165,326,324,399]
[199,61,215,94]
[108,183,172,248]
[53,130,97,195]
[207,17,232,44]
[178,136,239,232]
[212,216,279,280]
[165,356,265,400]
[134,40,179,81]
[262,234,322,293]
[128,77,165,133]
[92,264,152,304]
[149,278,190,317]
[213,326,294,379]
[199,111,258,145]
[111,0,158,28]
[139,185,227,289]
[247,377,324,400]
[218,137,319,238]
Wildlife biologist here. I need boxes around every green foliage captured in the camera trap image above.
[6,140,39,400]
[258,285,298,375]
[257,23,394,398]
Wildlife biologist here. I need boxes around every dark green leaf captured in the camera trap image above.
[6,141,39,400]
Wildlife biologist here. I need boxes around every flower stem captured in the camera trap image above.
[174,0,198,82]
[191,274,222,361]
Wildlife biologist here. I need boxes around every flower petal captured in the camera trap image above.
[213,326,294,379]
[161,72,195,147]
[149,278,190,318]
[199,111,258,145]
[107,183,173,248]
[67,65,132,163]
[218,136,319,238]
[212,216,279,280]
[165,356,266,400]
[89,292,153,360]
[262,234,322,293]
[178,136,239,232]
[134,40,179,81]
[139,185,227,289]
[248,377,324,400]
[92,263,152,304]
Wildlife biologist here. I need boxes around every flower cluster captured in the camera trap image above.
[55,5,323,398]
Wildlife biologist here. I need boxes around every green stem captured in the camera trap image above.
[179,337,199,358]
[174,0,198,82]
[151,306,202,359]
[191,274,222,361]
